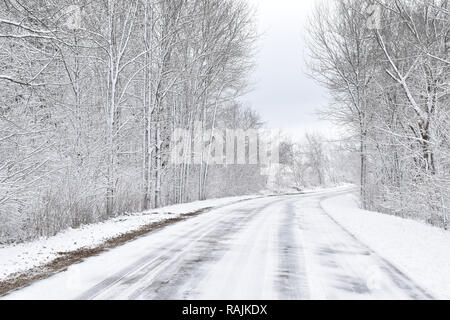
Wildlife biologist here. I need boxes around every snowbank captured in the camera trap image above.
[321,193,450,299]
[0,195,260,282]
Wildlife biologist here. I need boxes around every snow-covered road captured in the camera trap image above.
[3,190,434,300]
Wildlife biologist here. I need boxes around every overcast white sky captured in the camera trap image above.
[242,0,338,141]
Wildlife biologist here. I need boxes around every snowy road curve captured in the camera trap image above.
[5,191,433,300]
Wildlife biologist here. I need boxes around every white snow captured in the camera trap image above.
[3,187,445,300]
[321,193,450,300]
[5,187,446,301]
[0,195,260,282]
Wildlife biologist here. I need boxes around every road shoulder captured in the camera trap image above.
[321,193,450,299]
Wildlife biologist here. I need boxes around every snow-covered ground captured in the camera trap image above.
[0,186,352,286]
[3,186,445,300]
[3,186,448,300]
[0,195,261,283]
[322,194,450,300]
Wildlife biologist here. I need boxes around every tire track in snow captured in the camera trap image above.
[275,200,310,300]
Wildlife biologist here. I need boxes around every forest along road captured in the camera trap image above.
[4,190,433,300]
